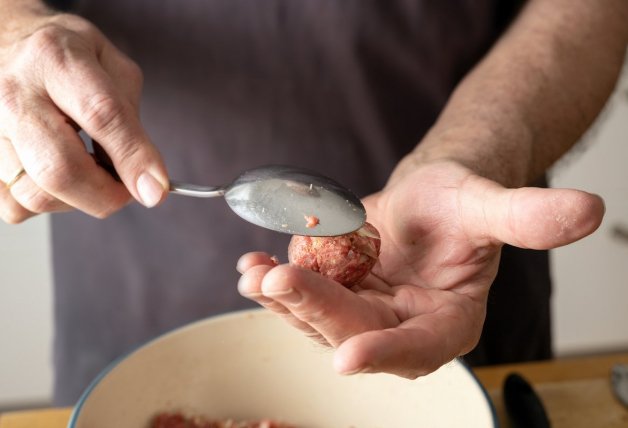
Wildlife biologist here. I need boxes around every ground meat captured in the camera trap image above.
[288,222,381,287]
[304,215,320,228]
[151,412,295,428]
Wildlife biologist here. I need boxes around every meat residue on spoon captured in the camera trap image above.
[304,214,320,228]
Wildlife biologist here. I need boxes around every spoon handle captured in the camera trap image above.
[169,181,225,198]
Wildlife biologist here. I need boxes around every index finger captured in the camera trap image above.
[42,34,168,207]
[253,264,399,346]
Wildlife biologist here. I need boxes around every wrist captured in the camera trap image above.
[428,126,531,187]
[405,115,535,188]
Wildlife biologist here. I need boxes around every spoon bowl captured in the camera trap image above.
[170,165,366,237]
[92,140,365,236]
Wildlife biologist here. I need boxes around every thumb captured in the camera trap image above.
[469,183,605,249]
[82,102,168,208]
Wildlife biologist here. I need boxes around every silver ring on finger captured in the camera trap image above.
[5,167,26,189]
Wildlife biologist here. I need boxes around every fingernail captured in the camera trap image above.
[264,287,302,305]
[136,172,166,207]
[235,258,247,274]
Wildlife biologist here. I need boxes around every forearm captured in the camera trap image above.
[402,0,628,188]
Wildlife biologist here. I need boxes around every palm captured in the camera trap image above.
[337,163,502,374]
[364,162,500,295]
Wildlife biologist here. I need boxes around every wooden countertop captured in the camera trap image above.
[2,352,627,428]
[0,408,71,428]
[474,351,628,427]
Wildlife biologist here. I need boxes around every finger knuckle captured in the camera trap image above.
[19,17,102,75]
[80,92,127,135]
[30,157,79,195]
[13,188,58,214]
[25,25,69,66]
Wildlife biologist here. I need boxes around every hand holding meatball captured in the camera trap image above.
[237,160,603,379]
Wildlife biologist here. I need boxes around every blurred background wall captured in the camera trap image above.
[0,216,53,410]
[549,53,628,356]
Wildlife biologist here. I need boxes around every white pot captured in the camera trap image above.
[69,309,497,428]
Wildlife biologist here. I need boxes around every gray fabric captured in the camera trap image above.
[51,0,545,406]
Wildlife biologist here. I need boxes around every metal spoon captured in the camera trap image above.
[169,165,366,237]
[91,141,365,236]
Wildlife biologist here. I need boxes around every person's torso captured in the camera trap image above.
[51,0,524,404]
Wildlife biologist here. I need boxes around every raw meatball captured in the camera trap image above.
[288,222,381,287]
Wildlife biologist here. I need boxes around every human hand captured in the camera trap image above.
[0,7,168,224]
[237,161,604,378]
